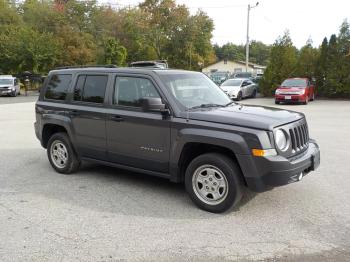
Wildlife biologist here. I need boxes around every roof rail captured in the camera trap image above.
[54,65,118,70]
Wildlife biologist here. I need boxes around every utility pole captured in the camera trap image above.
[246,2,259,72]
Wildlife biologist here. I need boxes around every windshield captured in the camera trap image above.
[221,79,242,86]
[281,79,307,87]
[158,72,231,109]
[0,79,14,85]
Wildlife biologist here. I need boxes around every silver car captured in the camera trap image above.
[0,76,21,97]
[220,78,257,100]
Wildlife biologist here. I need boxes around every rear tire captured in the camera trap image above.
[310,93,315,101]
[185,153,243,213]
[47,132,80,174]
[251,89,257,98]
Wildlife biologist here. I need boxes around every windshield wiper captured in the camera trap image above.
[190,103,225,110]
[224,101,235,107]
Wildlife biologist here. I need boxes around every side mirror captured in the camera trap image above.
[141,97,169,115]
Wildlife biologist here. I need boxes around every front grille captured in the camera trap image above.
[289,122,309,153]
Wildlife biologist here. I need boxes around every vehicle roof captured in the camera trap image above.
[225,78,250,81]
[0,75,14,79]
[284,77,308,80]
[49,67,196,75]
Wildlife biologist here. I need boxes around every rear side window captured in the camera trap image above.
[74,75,108,104]
[45,74,72,101]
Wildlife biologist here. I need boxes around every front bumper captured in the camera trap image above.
[0,89,13,95]
[223,90,239,99]
[275,94,307,103]
[244,140,320,192]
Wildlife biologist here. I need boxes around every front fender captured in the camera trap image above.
[169,128,251,182]
[172,128,250,161]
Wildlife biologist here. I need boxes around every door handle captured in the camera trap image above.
[111,115,124,122]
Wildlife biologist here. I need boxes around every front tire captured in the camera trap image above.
[236,92,242,101]
[185,153,243,213]
[47,132,80,174]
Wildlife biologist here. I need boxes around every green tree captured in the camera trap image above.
[315,37,328,96]
[249,41,271,65]
[295,38,319,79]
[103,37,127,66]
[337,19,350,96]
[260,31,297,96]
[324,34,341,96]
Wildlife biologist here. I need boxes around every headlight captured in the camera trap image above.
[230,90,239,95]
[275,129,289,151]
[296,89,305,95]
[275,89,281,95]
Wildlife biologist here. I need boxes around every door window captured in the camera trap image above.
[114,77,160,107]
[45,74,72,101]
[74,75,108,104]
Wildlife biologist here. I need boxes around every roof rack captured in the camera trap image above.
[54,65,118,70]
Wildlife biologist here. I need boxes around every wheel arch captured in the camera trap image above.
[170,129,251,185]
[40,116,75,149]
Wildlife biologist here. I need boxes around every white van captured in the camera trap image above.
[0,75,20,97]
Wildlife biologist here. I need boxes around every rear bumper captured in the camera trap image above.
[275,94,307,103]
[243,140,320,192]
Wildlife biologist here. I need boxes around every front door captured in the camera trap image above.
[106,75,171,173]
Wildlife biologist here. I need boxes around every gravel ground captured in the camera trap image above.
[0,96,349,261]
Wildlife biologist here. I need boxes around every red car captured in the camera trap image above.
[275,78,315,105]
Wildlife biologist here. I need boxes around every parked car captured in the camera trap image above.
[34,66,320,213]
[275,78,315,105]
[210,71,230,85]
[0,75,20,97]
[129,60,168,69]
[232,72,253,79]
[220,78,257,100]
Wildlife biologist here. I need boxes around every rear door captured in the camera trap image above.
[68,74,109,159]
[105,74,171,173]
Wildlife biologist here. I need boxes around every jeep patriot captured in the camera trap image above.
[34,66,320,213]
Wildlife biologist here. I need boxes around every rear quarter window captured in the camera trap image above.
[45,74,72,101]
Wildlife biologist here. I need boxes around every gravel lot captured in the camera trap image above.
[0,96,349,261]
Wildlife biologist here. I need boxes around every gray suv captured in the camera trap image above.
[34,66,320,213]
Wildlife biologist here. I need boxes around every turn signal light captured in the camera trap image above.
[252,149,277,157]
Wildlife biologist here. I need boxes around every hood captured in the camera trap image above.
[185,104,304,130]
[277,86,305,91]
[0,85,11,88]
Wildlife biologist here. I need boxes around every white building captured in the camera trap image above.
[202,60,266,76]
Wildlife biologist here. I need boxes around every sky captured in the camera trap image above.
[99,0,350,48]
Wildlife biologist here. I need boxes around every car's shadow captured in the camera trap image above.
[72,162,258,218]
[1,148,258,219]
